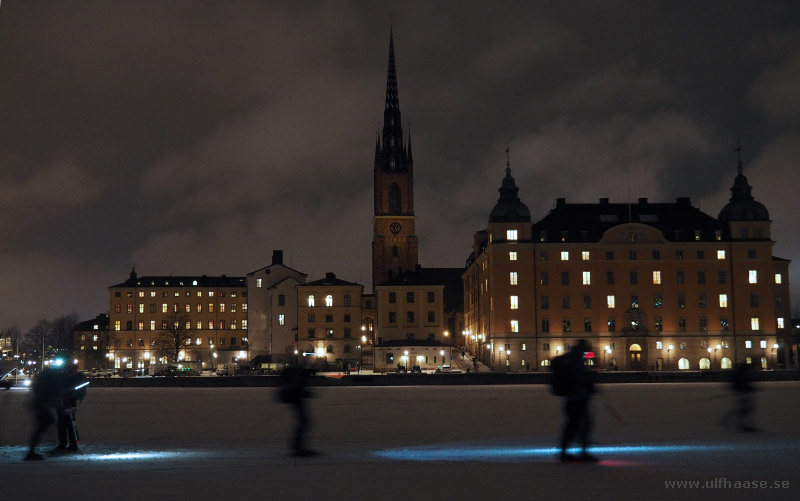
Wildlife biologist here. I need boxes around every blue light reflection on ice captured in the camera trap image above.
[85,452,188,461]
[373,444,733,462]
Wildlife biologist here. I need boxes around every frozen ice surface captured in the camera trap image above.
[1,382,798,500]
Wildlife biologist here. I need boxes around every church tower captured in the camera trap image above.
[372,29,418,289]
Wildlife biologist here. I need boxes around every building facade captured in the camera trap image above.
[463,159,792,372]
[246,250,307,361]
[107,269,249,372]
[296,273,364,367]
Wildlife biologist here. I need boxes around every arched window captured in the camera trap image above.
[307,295,315,307]
[389,183,401,214]
[325,294,333,307]
[699,358,710,370]
[678,358,690,370]
[720,357,732,369]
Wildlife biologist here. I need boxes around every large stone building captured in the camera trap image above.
[463,156,792,372]
[107,269,249,372]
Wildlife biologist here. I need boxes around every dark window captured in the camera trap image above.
[541,296,549,309]
[718,270,727,284]
[652,250,660,260]
[605,251,614,260]
[541,319,550,332]
[750,294,758,307]
[389,183,401,214]
[697,271,706,284]
[407,292,414,303]
[697,250,704,259]
[606,271,614,285]
[678,294,685,308]
[344,314,351,322]
[561,272,569,285]
[629,251,637,260]
[427,292,435,303]
[700,318,708,331]
[540,272,549,285]
[308,314,315,322]
[307,328,315,338]
[654,295,662,308]
[389,292,396,304]
[388,312,396,323]
[406,312,414,323]
[562,295,571,309]
[676,250,684,260]
[540,252,548,261]
[344,294,351,306]
[676,271,684,284]
[563,319,571,332]
[655,318,663,332]
[631,295,639,308]
[583,295,591,309]
[748,250,756,259]
[608,319,616,332]
[698,294,707,308]
[678,318,687,331]
[629,271,638,285]
[231,337,237,346]
[325,315,333,322]
[427,311,435,322]
[392,245,398,257]
[344,328,351,338]
[584,319,592,332]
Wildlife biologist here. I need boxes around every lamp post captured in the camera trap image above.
[506,348,511,371]
[360,335,367,373]
[707,347,713,369]
[772,343,779,368]
[605,346,612,369]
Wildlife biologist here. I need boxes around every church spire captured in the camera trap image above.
[385,27,399,111]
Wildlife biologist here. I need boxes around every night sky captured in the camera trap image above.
[1,1,798,331]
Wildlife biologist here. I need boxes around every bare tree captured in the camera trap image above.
[25,319,53,365]
[51,313,79,359]
[156,312,192,363]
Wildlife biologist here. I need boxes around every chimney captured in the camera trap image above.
[272,250,284,266]
[325,272,336,280]
[129,267,137,281]
[676,197,691,206]
[638,197,648,204]
[599,198,609,204]
[556,197,566,207]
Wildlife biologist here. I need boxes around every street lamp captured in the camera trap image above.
[357,344,362,373]
[773,343,779,368]
[668,345,673,369]
[506,349,511,371]
[707,347,713,369]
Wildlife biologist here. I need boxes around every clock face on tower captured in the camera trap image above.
[390,222,402,234]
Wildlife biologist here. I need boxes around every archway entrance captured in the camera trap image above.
[629,343,643,370]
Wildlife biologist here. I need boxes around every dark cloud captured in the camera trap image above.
[1,1,799,329]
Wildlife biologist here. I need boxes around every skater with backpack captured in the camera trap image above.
[551,339,598,463]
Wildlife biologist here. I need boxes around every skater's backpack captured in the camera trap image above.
[550,354,576,396]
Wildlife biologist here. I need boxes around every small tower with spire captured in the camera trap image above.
[372,29,419,290]
[718,147,771,241]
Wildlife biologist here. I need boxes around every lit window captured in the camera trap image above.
[581,251,590,261]
[582,272,591,285]
[278,314,285,326]
[751,317,759,330]
[656,341,663,350]
[560,251,569,261]
[510,320,519,333]
[748,270,757,284]
[150,320,156,331]
[510,272,518,285]
[308,295,315,307]
[507,229,518,241]
[509,252,517,261]
[510,296,519,310]
[607,295,615,308]
[256,278,263,288]
[777,318,785,329]
[325,295,333,307]
[114,321,121,331]
[652,271,661,285]
[760,339,767,349]
[745,340,752,349]
[196,321,202,329]
[775,273,782,284]
[717,250,725,260]
[719,294,728,308]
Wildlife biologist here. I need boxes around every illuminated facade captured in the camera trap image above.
[296,273,364,365]
[463,158,792,372]
[107,269,248,372]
